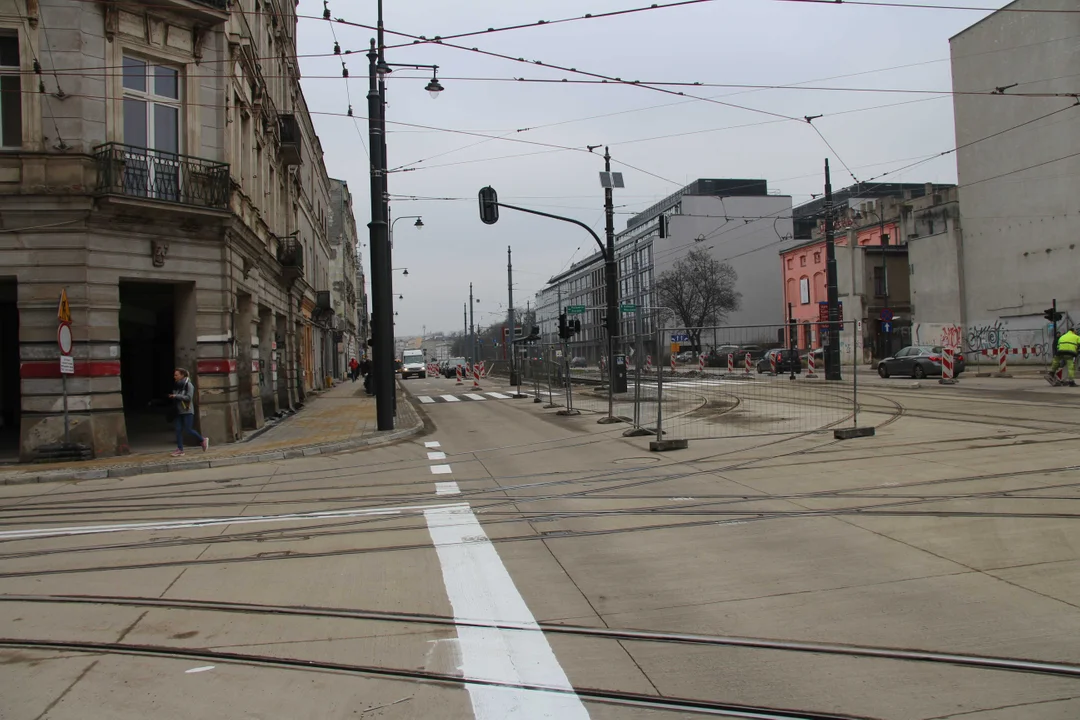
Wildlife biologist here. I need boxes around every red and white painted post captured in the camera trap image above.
[455,365,463,385]
[698,354,706,372]
[645,355,653,372]
[472,364,483,390]
[995,346,1012,377]
[744,352,752,374]
[807,350,817,378]
[768,353,778,376]
[939,347,958,384]
[727,353,734,375]
[670,353,677,373]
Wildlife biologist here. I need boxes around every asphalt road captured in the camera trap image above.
[2,372,1080,719]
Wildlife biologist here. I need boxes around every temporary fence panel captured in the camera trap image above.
[655,322,859,441]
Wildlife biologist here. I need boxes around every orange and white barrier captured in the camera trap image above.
[744,352,752,374]
[698,354,705,372]
[472,364,482,389]
[727,353,734,374]
[455,365,463,384]
[769,353,778,375]
[940,347,957,383]
[645,355,653,372]
[670,353,676,372]
[807,351,817,378]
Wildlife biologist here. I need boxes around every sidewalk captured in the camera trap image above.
[0,381,422,486]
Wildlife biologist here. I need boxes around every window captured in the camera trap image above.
[799,277,810,304]
[873,266,886,297]
[0,33,21,148]
[800,255,807,267]
[814,251,821,263]
[786,258,793,270]
[122,56,181,199]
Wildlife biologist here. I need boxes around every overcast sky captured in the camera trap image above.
[295,0,1001,337]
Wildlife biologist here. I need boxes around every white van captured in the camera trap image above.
[401,349,426,379]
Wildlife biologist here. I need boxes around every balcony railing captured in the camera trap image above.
[277,237,304,269]
[94,143,229,209]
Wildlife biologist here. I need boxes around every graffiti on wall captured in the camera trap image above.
[912,316,1070,363]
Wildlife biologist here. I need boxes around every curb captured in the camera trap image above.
[0,416,424,487]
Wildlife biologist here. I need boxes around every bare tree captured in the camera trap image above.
[655,248,741,353]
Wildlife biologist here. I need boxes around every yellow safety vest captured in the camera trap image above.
[1058,331,1080,354]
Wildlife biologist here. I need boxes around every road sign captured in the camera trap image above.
[880,308,893,322]
[817,301,844,322]
[59,355,74,374]
[857,319,863,332]
[567,305,586,314]
[57,289,71,323]
[620,303,637,312]
[670,343,680,354]
[57,322,73,355]
[882,321,892,333]
[670,333,689,342]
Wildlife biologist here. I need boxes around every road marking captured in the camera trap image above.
[427,451,447,460]
[424,504,589,719]
[441,395,461,402]
[464,393,486,401]
[0,503,462,541]
[185,666,215,674]
[486,392,511,399]
[418,396,435,404]
[430,465,453,475]
[424,441,441,448]
[435,481,461,496]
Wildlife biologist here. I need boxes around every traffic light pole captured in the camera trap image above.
[367,41,394,430]
[508,245,519,386]
[600,147,620,425]
[824,159,842,381]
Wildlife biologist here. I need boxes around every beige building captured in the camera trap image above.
[0,0,339,460]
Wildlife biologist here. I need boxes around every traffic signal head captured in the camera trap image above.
[572,319,581,335]
[1044,307,1063,323]
[558,313,569,339]
[478,186,499,225]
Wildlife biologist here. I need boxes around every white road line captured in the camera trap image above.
[424,441,442,448]
[185,666,215,674]
[441,395,461,402]
[485,392,511,399]
[427,451,447,460]
[435,481,461,496]
[424,505,589,719]
[464,393,486,401]
[418,396,436,404]
[430,465,453,475]
[0,503,463,541]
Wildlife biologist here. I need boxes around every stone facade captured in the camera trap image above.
[0,0,338,460]
[328,178,360,375]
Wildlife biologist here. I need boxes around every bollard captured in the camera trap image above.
[472,364,483,390]
[807,350,817,378]
[645,355,653,373]
[939,347,958,385]
[769,353,777,376]
[744,352,752,374]
[995,347,1012,377]
[727,353,734,375]
[671,353,676,373]
[698,354,705,372]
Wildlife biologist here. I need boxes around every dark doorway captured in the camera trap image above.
[0,279,19,462]
[119,282,176,452]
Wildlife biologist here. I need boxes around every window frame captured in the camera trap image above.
[121,54,183,153]
[0,30,23,150]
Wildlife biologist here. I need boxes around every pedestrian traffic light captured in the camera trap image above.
[558,312,570,339]
[478,186,499,225]
[1044,307,1063,323]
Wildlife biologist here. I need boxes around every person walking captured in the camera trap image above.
[349,357,359,382]
[169,368,209,456]
[360,356,373,395]
[1051,326,1080,386]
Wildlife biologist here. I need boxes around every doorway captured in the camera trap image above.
[119,282,177,452]
[0,279,18,461]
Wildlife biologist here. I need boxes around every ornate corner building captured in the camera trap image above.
[0,0,349,460]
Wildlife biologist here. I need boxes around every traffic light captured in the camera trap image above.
[572,319,581,335]
[1044,306,1063,323]
[558,313,570,340]
[478,186,499,225]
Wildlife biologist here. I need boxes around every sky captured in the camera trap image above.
[294,0,1003,337]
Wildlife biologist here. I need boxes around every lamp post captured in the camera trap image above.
[390,215,423,249]
[367,0,443,431]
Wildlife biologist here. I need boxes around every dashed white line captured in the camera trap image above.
[418,396,435,404]
[430,464,453,475]
[441,395,461,402]
[435,481,461,496]
[427,451,447,461]
[424,441,442,448]
[485,392,511,399]
[464,393,486,401]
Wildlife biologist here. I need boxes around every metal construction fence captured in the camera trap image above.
[653,322,862,441]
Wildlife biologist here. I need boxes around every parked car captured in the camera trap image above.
[756,348,803,374]
[877,345,966,379]
[738,344,766,362]
[675,351,695,363]
[570,356,588,368]
[706,345,741,367]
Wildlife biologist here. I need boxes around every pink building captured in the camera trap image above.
[780,221,898,350]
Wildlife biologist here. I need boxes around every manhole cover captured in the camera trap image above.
[613,457,661,465]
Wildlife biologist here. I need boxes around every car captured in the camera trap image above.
[738,344,766,361]
[570,356,588,368]
[877,345,966,379]
[675,351,695,363]
[443,357,467,378]
[756,348,803,374]
[400,349,426,379]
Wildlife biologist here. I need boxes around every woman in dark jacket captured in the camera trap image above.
[169,368,208,456]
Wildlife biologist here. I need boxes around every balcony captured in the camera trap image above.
[94,143,229,210]
[277,236,304,285]
[278,114,302,167]
[135,0,228,23]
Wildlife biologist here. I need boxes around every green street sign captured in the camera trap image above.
[620,304,637,312]
[567,305,586,314]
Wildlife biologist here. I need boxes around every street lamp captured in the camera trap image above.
[392,267,409,275]
[389,214,423,249]
[367,0,447,431]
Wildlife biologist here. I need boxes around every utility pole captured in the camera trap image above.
[824,159,842,381]
[600,146,620,424]
[463,302,467,357]
[366,38,393,430]
[879,207,890,359]
[508,245,519,385]
[469,282,476,363]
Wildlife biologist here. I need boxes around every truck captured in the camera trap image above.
[400,349,426,379]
